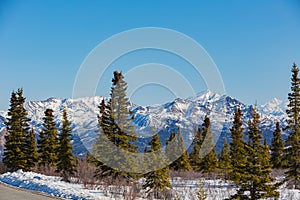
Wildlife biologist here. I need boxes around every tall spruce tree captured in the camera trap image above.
[56,109,76,181]
[37,108,58,166]
[37,121,47,166]
[199,116,218,174]
[229,107,280,200]
[166,127,191,171]
[166,131,177,169]
[25,128,38,169]
[3,89,31,171]
[111,71,137,151]
[285,63,300,189]
[219,138,231,180]
[270,122,286,169]
[229,107,246,183]
[189,125,203,171]
[93,71,138,180]
[93,99,120,179]
[143,132,172,198]
[16,89,32,171]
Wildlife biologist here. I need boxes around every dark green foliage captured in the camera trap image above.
[166,127,191,171]
[219,139,231,180]
[189,125,203,171]
[93,99,118,179]
[285,131,300,189]
[25,128,38,169]
[229,107,246,183]
[143,132,172,197]
[270,122,286,169]
[165,131,177,168]
[199,116,218,174]
[285,63,300,189]
[174,128,191,171]
[229,107,280,200]
[110,71,137,151]
[37,108,58,166]
[56,109,76,180]
[3,89,31,171]
[93,71,138,180]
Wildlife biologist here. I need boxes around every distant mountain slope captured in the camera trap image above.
[0,91,289,157]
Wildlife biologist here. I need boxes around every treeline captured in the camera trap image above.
[1,64,300,199]
[3,89,75,181]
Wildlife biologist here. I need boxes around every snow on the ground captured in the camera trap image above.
[0,170,299,200]
[0,170,110,200]
[171,178,300,200]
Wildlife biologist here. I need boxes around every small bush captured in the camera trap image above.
[0,162,8,174]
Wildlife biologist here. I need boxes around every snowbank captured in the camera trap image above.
[0,170,299,200]
[0,170,109,200]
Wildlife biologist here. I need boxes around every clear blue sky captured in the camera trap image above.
[0,0,300,109]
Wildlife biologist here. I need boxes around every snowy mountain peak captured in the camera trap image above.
[0,91,290,156]
[259,98,288,117]
[187,90,221,102]
[262,98,283,107]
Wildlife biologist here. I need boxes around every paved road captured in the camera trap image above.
[0,182,60,200]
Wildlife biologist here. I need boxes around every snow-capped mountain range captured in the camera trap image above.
[0,90,289,157]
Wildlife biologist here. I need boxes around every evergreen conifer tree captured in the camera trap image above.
[37,108,58,166]
[25,128,38,169]
[219,138,231,180]
[229,107,280,199]
[189,126,203,171]
[199,116,218,174]
[3,89,31,171]
[111,71,137,151]
[93,71,138,180]
[93,99,119,179]
[270,122,286,169]
[165,131,177,169]
[285,63,300,189]
[228,107,246,183]
[56,109,76,181]
[143,132,172,198]
[37,122,47,165]
[166,127,191,171]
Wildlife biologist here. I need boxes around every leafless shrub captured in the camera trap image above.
[170,170,202,180]
[125,181,141,200]
[170,170,221,182]
[144,188,173,200]
[32,164,59,177]
[72,158,99,189]
[0,162,8,174]
[201,171,221,180]
[271,168,286,178]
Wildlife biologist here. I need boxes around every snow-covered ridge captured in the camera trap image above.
[0,91,289,156]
